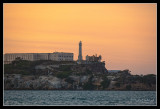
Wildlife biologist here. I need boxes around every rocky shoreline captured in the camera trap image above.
[4,74,156,91]
[4,60,156,91]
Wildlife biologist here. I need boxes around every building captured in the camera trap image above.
[86,54,102,62]
[4,52,74,64]
[48,52,73,61]
[4,53,35,64]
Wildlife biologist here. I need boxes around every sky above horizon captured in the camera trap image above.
[3,3,157,75]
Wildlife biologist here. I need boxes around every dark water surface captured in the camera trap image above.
[4,90,156,106]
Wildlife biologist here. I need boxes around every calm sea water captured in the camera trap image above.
[4,90,156,106]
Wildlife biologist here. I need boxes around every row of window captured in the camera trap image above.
[5,55,33,60]
[48,55,73,58]
[36,56,48,59]
[5,54,73,61]
[58,59,73,61]
[58,56,73,58]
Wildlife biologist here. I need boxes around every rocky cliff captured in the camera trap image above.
[4,73,156,91]
[4,60,156,90]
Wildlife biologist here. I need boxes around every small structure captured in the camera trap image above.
[86,54,101,62]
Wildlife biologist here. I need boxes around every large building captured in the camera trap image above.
[4,52,74,64]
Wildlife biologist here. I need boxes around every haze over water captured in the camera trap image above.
[3,3,157,75]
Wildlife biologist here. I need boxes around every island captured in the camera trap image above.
[4,58,156,91]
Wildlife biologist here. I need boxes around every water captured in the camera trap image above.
[4,90,156,106]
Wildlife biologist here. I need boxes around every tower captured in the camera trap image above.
[78,41,82,62]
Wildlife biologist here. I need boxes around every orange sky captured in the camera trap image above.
[3,3,157,75]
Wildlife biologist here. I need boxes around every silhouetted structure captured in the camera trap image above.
[78,41,83,63]
[86,54,102,62]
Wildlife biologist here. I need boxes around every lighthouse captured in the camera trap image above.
[78,41,82,62]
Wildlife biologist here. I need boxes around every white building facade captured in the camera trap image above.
[48,52,74,61]
[4,52,74,64]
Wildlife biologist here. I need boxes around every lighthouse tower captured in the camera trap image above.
[78,41,82,62]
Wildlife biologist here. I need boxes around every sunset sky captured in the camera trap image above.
[3,3,157,75]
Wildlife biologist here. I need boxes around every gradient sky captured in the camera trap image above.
[3,3,157,75]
